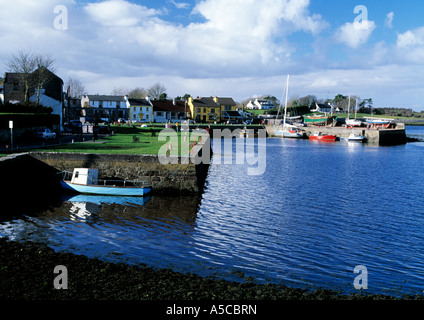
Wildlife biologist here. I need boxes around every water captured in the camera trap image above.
[1,126,424,297]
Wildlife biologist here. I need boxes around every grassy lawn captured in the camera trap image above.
[32,126,193,155]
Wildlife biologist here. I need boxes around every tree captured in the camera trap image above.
[147,83,167,100]
[129,87,148,99]
[6,50,36,103]
[66,77,86,98]
[32,53,56,105]
[111,87,130,96]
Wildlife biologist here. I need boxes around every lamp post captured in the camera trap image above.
[9,121,13,153]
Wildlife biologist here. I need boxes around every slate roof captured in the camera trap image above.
[128,98,151,106]
[86,95,126,102]
[151,99,186,112]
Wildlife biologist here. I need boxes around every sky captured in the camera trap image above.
[1,0,424,110]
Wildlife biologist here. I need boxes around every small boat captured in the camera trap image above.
[345,119,362,127]
[365,118,391,125]
[303,114,337,126]
[309,132,337,142]
[275,127,304,138]
[60,168,152,196]
[347,133,365,142]
[365,118,392,128]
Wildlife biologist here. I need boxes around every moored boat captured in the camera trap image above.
[347,133,365,142]
[303,114,337,126]
[60,168,152,197]
[309,132,337,142]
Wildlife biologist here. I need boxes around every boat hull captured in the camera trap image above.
[60,180,151,197]
[274,129,304,139]
[309,135,336,142]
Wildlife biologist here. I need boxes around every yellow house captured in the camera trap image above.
[187,97,221,123]
[212,97,242,123]
[187,96,241,123]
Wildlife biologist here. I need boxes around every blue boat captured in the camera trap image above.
[60,168,152,197]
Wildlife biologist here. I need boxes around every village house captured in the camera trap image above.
[246,98,275,110]
[3,68,64,125]
[126,97,153,123]
[187,96,241,123]
[214,97,242,123]
[311,102,333,114]
[187,97,220,123]
[80,94,128,122]
[151,98,187,123]
[0,82,4,106]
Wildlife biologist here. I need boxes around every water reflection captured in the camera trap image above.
[0,193,201,260]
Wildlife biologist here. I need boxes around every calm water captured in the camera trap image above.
[1,126,424,297]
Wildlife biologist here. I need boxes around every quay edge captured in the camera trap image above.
[266,124,407,146]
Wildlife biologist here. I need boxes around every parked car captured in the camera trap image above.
[35,128,56,140]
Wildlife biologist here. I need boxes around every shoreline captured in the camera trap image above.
[0,238,419,301]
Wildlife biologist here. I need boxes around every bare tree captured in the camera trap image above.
[147,83,167,100]
[66,77,86,98]
[32,53,56,105]
[129,87,148,99]
[111,87,130,96]
[6,50,36,102]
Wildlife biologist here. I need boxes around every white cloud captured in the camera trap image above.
[385,12,394,29]
[84,0,160,27]
[396,27,424,63]
[335,20,376,49]
[169,0,190,10]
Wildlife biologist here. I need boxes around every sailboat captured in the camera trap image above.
[346,97,362,127]
[274,75,304,139]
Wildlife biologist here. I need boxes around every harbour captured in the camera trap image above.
[0,126,423,298]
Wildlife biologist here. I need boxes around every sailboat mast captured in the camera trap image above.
[355,98,358,120]
[283,75,289,128]
[347,94,351,120]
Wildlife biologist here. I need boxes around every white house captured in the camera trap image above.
[126,98,153,122]
[311,102,333,114]
[80,94,129,122]
[246,99,275,110]
[0,84,4,105]
[29,89,63,126]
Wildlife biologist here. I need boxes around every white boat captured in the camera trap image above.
[348,133,365,142]
[60,168,152,197]
[365,118,391,124]
[274,75,304,139]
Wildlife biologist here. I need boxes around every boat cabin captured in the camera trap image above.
[71,168,99,186]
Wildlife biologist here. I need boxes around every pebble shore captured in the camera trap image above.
[0,238,418,301]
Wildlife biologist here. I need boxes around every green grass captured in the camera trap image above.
[32,125,199,155]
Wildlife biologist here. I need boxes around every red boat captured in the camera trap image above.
[309,132,337,142]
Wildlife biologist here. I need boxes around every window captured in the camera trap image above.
[197,108,201,113]
[211,108,215,113]
[157,112,163,117]
[12,83,19,91]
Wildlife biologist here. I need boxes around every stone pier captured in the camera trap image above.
[266,124,407,145]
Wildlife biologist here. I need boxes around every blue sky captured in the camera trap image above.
[1,0,424,110]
